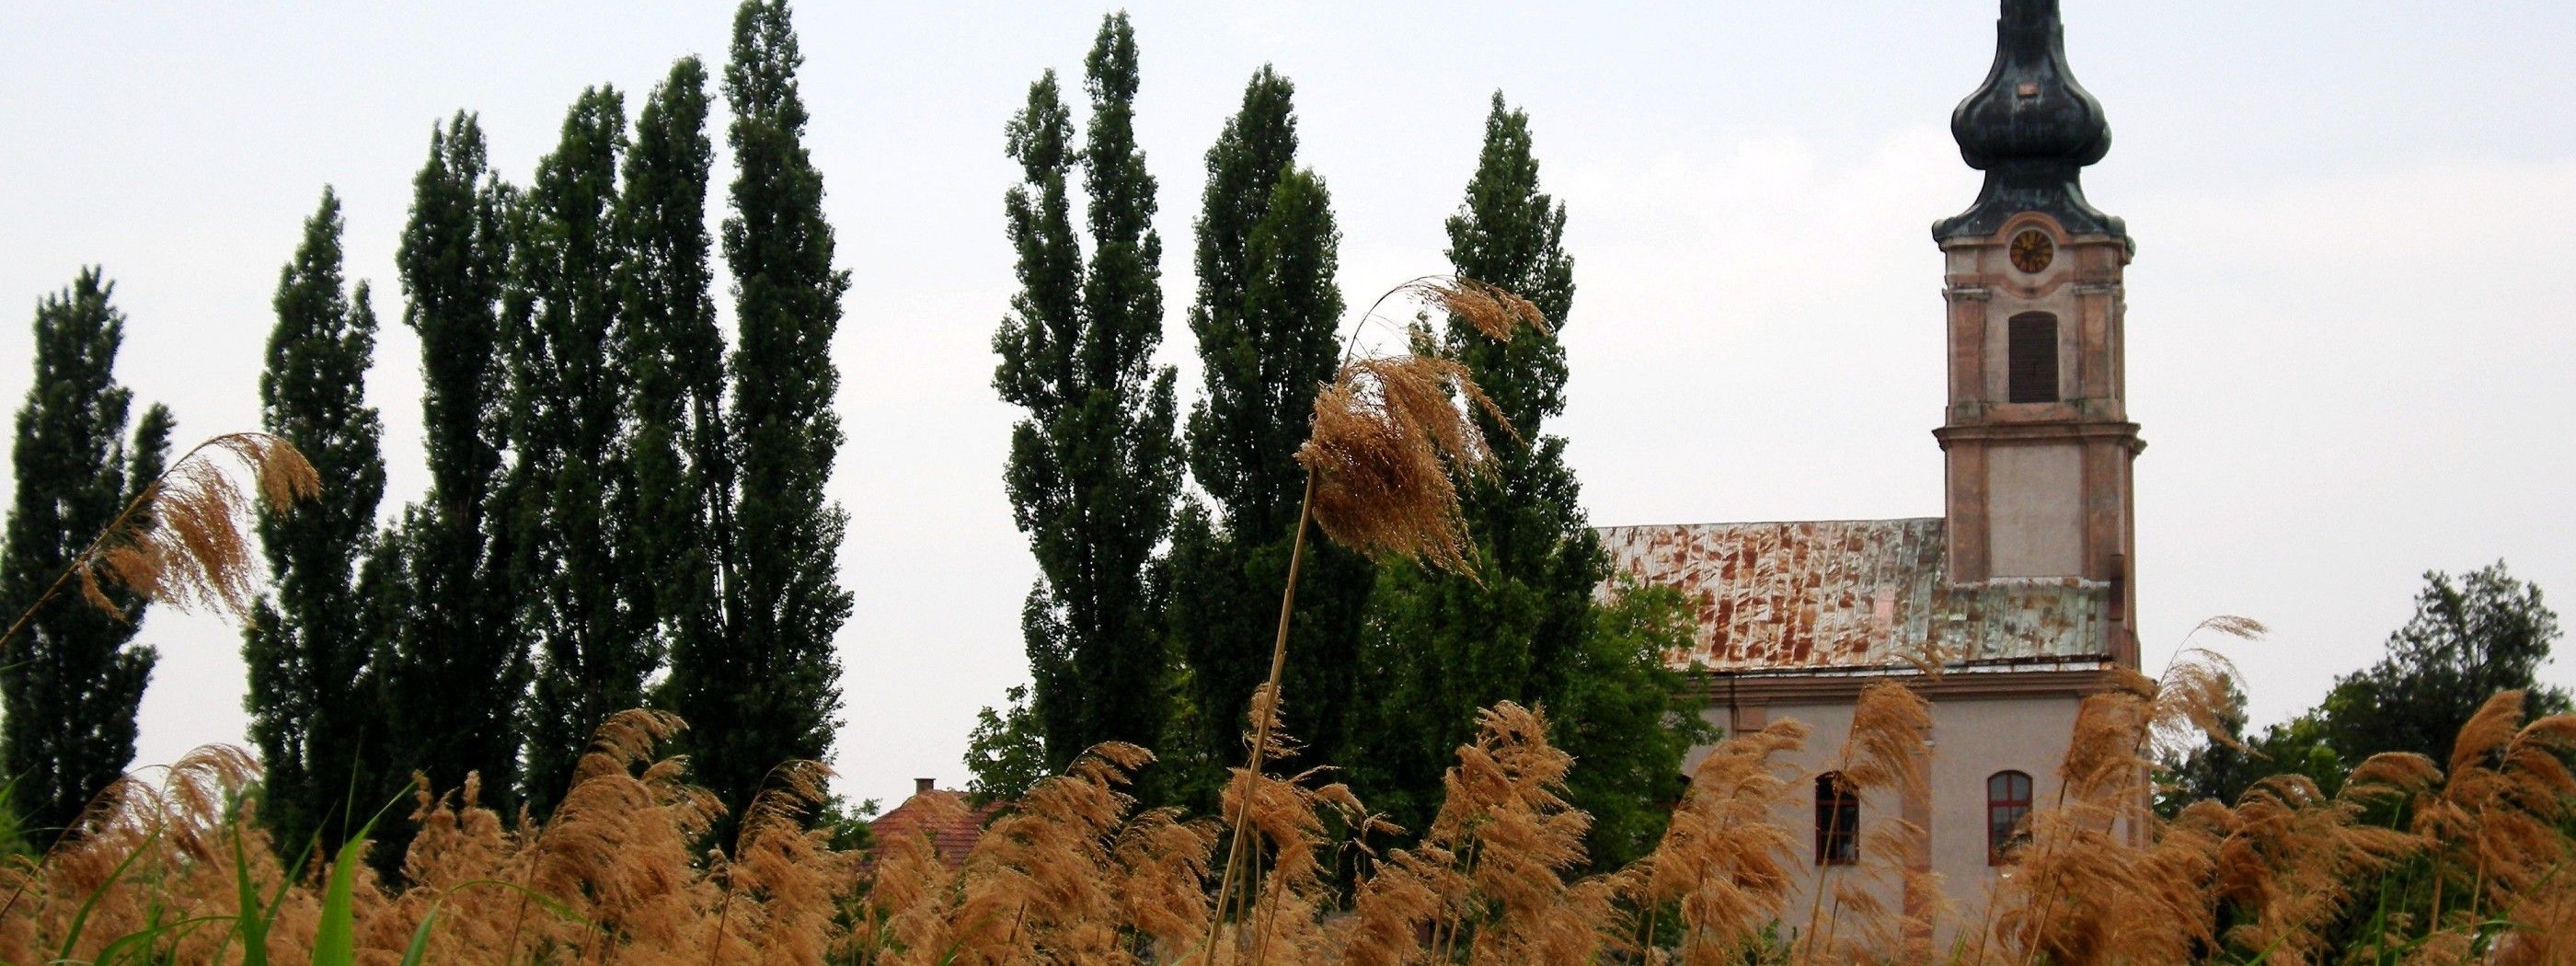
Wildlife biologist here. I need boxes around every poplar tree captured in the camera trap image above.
[616,58,728,766]
[993,13,1181,773]
[244,190,387,855]
[0,269,173,834]
[668,0,852,822]
[1167,67,1367,803]
[1352,94,1704,867]
[510,86,641,813]
[380,113,528,817]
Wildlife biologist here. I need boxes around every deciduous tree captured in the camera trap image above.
[992,13,1181,775]
[244,190,388,856]
[1168,67,1368,804]
[1351,96,1705,866]
[509,86,642,813]
[0,269,173,834]
[668,0,853,824]
[617,57,730,777]
[379,113,528,822]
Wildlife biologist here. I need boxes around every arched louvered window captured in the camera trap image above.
[1815,772,1858,866]
[1988,770,2034,865]
[2007,313,2060,403]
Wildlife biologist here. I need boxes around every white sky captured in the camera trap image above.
[3,1,2571,809]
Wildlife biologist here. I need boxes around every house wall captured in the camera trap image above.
[1691,687,2086,949]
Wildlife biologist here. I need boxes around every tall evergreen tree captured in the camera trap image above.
[616,58,729,763]
[668,0,852,822]
[1351,94,1705,867]
[509,86,642,813]
[993,13,1181,774]
[0,269,174,834]
[244,190,387,856]
[380,113,528,818]
[1167,68,1367,804]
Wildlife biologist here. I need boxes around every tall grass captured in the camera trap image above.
[11,411,2570,961]
[4,673,2570,964]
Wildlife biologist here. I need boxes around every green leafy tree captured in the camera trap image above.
[963,684,1048,804]
[617,57,730,767]
[2163,563,2563,811]
[1168,67,1368,805]
[379,113,529,822]
[1350,95,1705,867]
[509,86,643,813]
[2319,562,2567,767]
[244,189,388,856]
[0,269,173,834]
[1551,582,1719,865]
[668,0,853,824]
[993,14,1181,774]
[2160,683,2342,811]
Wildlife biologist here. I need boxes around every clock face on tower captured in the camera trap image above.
[2009,229,2054,273]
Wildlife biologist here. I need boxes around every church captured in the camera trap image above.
[1602,0,2143,920]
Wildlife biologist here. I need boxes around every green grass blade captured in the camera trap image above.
[396,900,442,966]
[90,913,234,966]
[231,814,270,966]
[310,783,408,966]
[309,833,366,966]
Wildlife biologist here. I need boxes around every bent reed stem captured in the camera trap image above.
[0,434,259,653]
[1203,468,1318,963]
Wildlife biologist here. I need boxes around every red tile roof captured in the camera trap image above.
[868,786,1000,868]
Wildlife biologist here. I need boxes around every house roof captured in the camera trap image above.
[1598,517,2111,673]
[868,787,999,868]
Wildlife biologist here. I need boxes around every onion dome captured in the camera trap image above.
[1933,0,2124,240]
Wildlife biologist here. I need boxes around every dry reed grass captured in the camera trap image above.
[1292,274,1546,578]
[1,431,318,657]
[1296,353,1501,576]
[9,676,2576,965]
[0,466,2565,966]
[86,432,320,623]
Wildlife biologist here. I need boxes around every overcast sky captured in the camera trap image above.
[4,1,2571,809]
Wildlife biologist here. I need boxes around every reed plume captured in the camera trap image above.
[703,760,853,966]
[92,432,316,621]
[1210,274,1546,966]
[1356,703,1625,966]
[1296,352,1501,575]
[1177,687,1374,966]
[2153,617,2267,757]
[852,785,966,965]
[1636,719,1811,965]
[7,687,2576,964]
[2386,690,2576,955]
[947,742,1154,963]
[1791,680,1935,965]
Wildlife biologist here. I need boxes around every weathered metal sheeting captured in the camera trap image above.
[1596,518,2109,672]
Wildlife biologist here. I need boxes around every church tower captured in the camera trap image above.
[1931,0,2141,664]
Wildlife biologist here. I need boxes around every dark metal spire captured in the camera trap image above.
[1933,0,2124,240]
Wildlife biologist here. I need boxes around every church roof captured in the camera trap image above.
[1598,518,2113,673]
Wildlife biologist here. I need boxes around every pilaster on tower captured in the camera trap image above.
[1931,0,2141,666]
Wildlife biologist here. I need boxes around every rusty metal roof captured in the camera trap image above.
[1597,518,2110,673]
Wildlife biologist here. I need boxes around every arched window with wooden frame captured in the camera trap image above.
[1987,769,2034,865]
[2007,312,2060,403]
[1815,772,1858,866]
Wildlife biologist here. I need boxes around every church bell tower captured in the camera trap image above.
[1931,0,2141,663]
